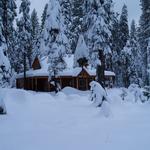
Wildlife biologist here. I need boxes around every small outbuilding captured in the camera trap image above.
[16,55,115,92]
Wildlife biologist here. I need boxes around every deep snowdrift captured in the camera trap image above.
[0,87,150,150]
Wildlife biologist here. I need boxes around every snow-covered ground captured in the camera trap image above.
[0,87,150,150]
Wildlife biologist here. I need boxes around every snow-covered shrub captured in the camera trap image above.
[90,81,107,106]
[128,84,146,103]
[0,97,7,115]
[143,86,150,101]
[120,88,128,101]
[50,80,61,93]
[90,81,110,117]
[10,71,17,88]
[0,44,11,87]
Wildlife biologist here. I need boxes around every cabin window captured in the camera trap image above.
[78,78,86,90]
[79,78,85,86]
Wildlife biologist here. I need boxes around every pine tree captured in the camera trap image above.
[31,9,39,43]
[119,4,129,50]
[129,20,142,85]
[74,34,89,67]
[0,16,11,87]
[120,41,132,87]
[13,24,24,73]
[111,4,129,87]
[147,39,150,85]
[17,0,32,88]
[18,0,32,68]
[8,29,22,73]
[0,0,17,69]
[120,20,142,87]
[138,0,150,85]
[41,3,48,31]
[59,0,72,53]
[111,14,123,86]
[85,0,113,65]
[42,0,70,92]
[0,0,17,45]
[60,0,71,26]
[38,3,48,58]
[130,20,136,40]
[84,0,114,86]
[70,0,84,52]
[30,9,40,59]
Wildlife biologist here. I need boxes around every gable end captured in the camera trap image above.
[77,68,90,77]
[32,57,41,70]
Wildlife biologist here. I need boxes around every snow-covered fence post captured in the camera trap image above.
[90,81,111,117]
[0,97,7,115]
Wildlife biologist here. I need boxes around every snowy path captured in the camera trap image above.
[0,88,150,150]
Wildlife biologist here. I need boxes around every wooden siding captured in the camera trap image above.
[16,69,114,92]
[16,75,113,92]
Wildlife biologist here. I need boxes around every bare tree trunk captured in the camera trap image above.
[96,49,105,88]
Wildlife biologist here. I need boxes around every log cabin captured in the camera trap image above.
[16,55,115,92]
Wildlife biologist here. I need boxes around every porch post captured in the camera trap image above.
[86,78,88,90]
[35,78,37,91]
[76,78,79,89]
[48,77,50,92]
[32,78,33,90]
[60,77,62,89]
[72,78,74,88]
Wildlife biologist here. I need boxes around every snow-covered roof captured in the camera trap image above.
[16,55,115,78]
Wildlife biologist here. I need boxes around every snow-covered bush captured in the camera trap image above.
[143,86,150,101]
[0,44,11,87]
[90,81,110,117]
[120,88,128,101]
[50,80,61,93]
[128,84,146,103]
[90,81,107,106]
[0,97,7,115]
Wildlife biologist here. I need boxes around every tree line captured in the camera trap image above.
[0,0,150,88]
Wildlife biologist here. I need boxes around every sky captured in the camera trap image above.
[114,0,141,25]
[18,0,141,25]
[29,0,49,18]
